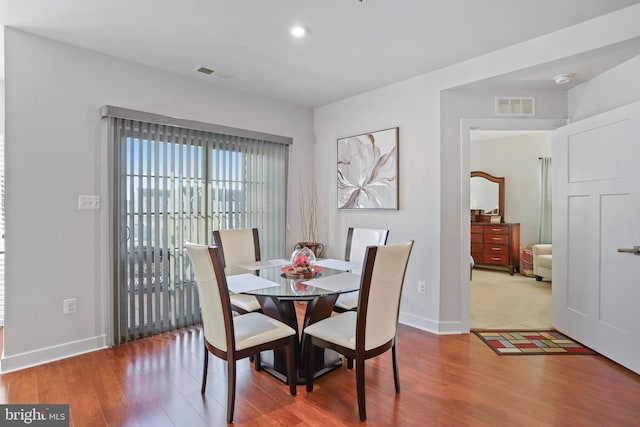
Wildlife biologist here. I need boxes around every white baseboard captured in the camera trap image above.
[399,312,463,335]
[0,317,462,373]
[0,334,108,373]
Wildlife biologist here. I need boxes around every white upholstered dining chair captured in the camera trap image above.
[184,242,297,423]
[212,228,263,314]
[333,227,389,312]
[303,241,413,421]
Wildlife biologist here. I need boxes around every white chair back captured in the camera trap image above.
[214,228,260,275]
[358,241,413,350]
[347,228,389,274]
[185,243,230,351]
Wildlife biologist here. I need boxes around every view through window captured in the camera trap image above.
[109,117,288,343]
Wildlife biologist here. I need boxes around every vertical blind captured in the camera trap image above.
[0,136,4,325]
[103,107,290,344]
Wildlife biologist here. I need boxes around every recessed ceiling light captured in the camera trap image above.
[290,25,307,38]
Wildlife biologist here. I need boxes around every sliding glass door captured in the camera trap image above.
[105,110,288,344]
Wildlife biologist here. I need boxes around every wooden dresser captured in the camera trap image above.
[471,222,520,275]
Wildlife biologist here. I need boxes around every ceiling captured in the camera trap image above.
[1,0,640,107]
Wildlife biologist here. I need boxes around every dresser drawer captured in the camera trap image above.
[484,233,509,245]
[471,233,484,244]
[484,225,509,235]
[471,224,484,234]
[471,245,484,262]
[484,254,508,265]
[484,245,508,256]
[471,253,484,264]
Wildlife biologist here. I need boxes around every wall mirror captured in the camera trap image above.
[470,171,504,221]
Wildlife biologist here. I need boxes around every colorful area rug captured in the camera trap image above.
[473,330,598,355]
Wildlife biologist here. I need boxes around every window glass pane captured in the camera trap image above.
[114,119,287,342]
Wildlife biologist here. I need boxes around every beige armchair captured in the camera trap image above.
[532,244,552,282]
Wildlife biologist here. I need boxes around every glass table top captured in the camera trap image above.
[236,264,360,300]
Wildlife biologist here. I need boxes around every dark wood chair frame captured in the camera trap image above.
[305,243,412,421]
[334,227,390,314]
[200,246,297,423]
[212,228,264,369]
[336,227,390,369]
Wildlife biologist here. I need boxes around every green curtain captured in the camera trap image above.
[538,157,552,244]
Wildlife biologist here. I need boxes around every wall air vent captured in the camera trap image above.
[495,97,535,116]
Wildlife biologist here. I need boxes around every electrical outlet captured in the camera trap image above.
[63,298,77,315]
[417,281,426,294]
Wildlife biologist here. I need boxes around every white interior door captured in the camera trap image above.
[553,101,640,374]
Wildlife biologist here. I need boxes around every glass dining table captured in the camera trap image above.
[228,259,361,384]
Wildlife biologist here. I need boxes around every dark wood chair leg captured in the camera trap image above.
[201,344,209,394]
[306,340,315,392]
[286,338,297,396]
[227,359,236,423]
[347,357,353,369]
[254,352,262,371]
[392,342,400,392]
[356,358,366,421]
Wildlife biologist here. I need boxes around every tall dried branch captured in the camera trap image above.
[299,181,318,243]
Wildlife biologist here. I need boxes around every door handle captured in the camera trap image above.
[617,246,640,255]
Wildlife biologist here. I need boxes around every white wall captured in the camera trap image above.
[315,5,640,334]
[315,79,443,330]
[0,80,4,135]
[470,132,553,247]
[2,29,314,371]
[569,54,640,120]
[5,5,640,372]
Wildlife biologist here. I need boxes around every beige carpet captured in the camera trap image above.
[471,268,552,330]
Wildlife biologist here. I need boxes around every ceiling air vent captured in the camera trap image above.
[193,65,215,75]
[495,97,535,116]
[192,65,234,79]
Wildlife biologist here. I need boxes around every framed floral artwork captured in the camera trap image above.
[337,127,398,210]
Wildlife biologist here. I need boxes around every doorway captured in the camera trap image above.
[459,118,566,333]
[470,129,552,329]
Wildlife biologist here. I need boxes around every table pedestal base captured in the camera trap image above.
[257,349,343,385]
[255,294,342,384]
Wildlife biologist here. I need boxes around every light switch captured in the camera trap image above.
[78,195,101,210]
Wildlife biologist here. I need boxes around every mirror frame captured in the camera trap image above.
[470,171,505,221]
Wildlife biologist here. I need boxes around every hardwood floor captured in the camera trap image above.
[1,323,639,426]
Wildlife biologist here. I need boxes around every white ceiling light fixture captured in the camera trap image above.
[553,73,574,84]
[290,25,308,38]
